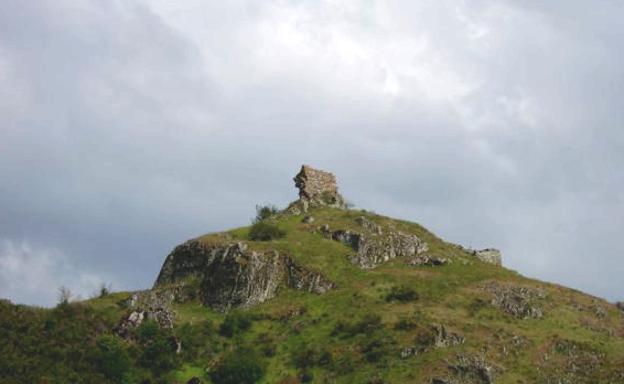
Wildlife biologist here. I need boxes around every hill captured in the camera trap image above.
[2,165,624,384]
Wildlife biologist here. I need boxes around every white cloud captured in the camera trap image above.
[0,239,112,307]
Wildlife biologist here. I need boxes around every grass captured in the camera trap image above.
[3,206,624,383]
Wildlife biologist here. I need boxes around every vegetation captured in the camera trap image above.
[253,204,280,223]
[2,206,624,383]
[210,349,265,384]
[384,285,419,303]
[248,221,286,241]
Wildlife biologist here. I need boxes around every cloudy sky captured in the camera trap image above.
[1,0,623,306]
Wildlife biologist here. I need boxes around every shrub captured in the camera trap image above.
[210,349,265,384]
[98,283,111,298]
[57,286,72,307]
[136,320,179,376]
[91,335,131,382]
[253,204,280,223]
[248,221,286,241]
[219,311,254,337]
[362,339,386,363]
[332,314,383,337]
[394,316,417,331]
[385,285,419,303]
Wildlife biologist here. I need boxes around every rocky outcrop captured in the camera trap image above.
[155,240,334,311]
[616,302,624,312]
[485,282,546,319]
[114,289,176,337]
[400,324,464,359]
[472,249,502,266]
[287,165,346,212]
[321,224,428,269]
[408,254,451,266]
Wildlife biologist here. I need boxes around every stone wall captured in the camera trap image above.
[290,165,345,211]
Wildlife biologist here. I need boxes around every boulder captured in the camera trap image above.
[472,248,502,266]
[485,282,546,319]
[326,228,428,268]
[155,240,334,311]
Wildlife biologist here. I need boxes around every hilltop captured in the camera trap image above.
[1,165,624,384]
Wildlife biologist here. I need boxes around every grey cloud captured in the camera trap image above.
[0,0,622,305]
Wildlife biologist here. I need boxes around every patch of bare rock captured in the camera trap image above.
[432,354,498,384]
[155,240,334,312]
[483,282,546,319]
[318,220,429,269]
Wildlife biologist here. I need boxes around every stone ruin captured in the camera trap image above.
[290,165,346,211]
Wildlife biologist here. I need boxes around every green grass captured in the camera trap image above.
[3,206,624,383]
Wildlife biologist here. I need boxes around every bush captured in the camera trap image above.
[248,221,286,241]
[332,314,383,337]
[253,204,280,223]
[293,345,332,369]
[385,285,419,303]
[91,335,131,382]
[210,349,265,384]
[219,311,254,337]
[136,320,179,376]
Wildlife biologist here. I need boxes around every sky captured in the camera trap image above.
[1,0,623,306]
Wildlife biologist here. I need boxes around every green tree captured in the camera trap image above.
[91,334,131,382]
[210,349,265,384]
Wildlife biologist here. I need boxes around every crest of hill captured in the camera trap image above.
[2,165,624,384]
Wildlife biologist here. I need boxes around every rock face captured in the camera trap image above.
[485,282,546,319]
[115,289,176,337]
[155,240,334,311]
[321,223,428,269]
[472,248,502,266]
[290,165,345,211]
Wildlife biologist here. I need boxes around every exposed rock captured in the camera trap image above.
[326,228,428,268]
[450,354,496,384]
[408,254,451,266]
[400,324,463,359]
[616,302,624,312]
[433,324,465,348]
[471,249,502,266]
[484,283,546,319]
[155,240,334,311]
[355,216,383,235]
[537,338,605,382]
[302,215,315,224]
[287,165,346,212]
[114,289,176,337]
[155,239,225,286]
[451,244,502,266]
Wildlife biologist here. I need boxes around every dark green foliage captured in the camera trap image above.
[385,285,419,303]
[210,349,265,384]
[253,204,280,223]
[0,301,114,383]
[293,345,332,369]
[394,316,417,330]
[176,323,204,360]
[98,284,111,298]
[219,311,254,337]
[137,320,179,376]
[248,221,286,241]
[332,314,383,337]
[90,334,131,382]
[362,338,386,363]
[468,298,488,316]
[137,319,160,342]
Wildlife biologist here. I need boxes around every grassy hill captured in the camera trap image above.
[2,205,624,384]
